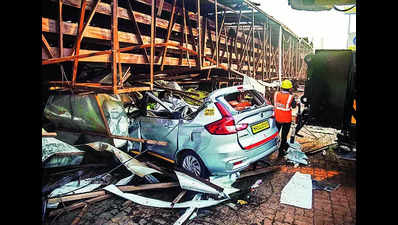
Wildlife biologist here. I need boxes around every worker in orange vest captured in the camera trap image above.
[274,79,297,157]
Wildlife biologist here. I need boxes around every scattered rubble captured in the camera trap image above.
[42,84,352,225]
[284,141,309,166]
[312,179,341,192]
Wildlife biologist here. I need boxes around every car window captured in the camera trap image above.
[223,90,266,112]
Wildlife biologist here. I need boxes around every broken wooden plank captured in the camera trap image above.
[48,194,112,217]
[70,204,88,225]
[171,190,187,208]
[42,131,57,137]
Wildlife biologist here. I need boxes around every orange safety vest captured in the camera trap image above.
[274,91,294,123]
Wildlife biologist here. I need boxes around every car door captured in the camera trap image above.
[139,92,180,160]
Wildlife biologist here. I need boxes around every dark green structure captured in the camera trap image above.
[296,49,357,149]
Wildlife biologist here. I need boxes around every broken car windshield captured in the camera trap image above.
[223,90,266,113]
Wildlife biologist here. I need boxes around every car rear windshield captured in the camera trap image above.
[223,90,267,112]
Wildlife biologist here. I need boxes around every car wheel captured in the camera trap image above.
[180,151,209,178]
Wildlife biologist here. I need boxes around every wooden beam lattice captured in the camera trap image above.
[42,0,313,94]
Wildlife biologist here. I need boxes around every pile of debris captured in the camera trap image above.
[42,133,280,224]
[42,80,282,225]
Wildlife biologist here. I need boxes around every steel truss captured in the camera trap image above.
[42,0,314,94]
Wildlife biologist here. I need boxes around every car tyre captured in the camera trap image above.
[179,151,209,178]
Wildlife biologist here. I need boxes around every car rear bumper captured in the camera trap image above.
[200,135,280,176]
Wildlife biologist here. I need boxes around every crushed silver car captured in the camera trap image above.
[128,85,280,177]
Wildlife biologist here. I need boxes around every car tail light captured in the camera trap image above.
[233,160,243,166]
[235,123,248,131]
[205,102,248,135]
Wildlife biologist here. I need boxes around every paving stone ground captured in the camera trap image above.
[45,150,356,225]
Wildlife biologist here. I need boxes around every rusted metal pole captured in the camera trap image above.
[197,0,202,69]
[72,0,87,87]
[238,24,253,71]
[182,0,191,68]
[157,0,165,17]
[160,0,177,70]
[278,25,282,86]
[225,22,230,75]
[207,9,225,79]
[72,0,102,55]
[262,23,266,81]
[150,0,155,90]
[58,0,63,58]
[127,0,150,63]
[111,0,121,93]
[252,7,255,77]
[203,18,208,66]
[42,34,56,58]
[268,19,272,81]
[94,94,111,136]
[215,0,218,67]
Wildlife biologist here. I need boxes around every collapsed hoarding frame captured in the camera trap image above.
[42,0,313,94]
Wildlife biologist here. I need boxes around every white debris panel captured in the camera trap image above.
[85,142,161,178]
[243,75,281,95]
[280,172,312,209]
[103,184,228,208]
[47,177,102,208]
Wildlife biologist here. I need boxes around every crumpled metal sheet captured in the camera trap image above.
[173,194,201,225]
[42,137,85,168]
[243,75,280,95]
[209,173,240,195]
[154,96,190,112]
[175,171,240,197]
[47,177,102,208]
[175,171,224,196]
[285,142,308,165]
[115,175,135,186]
[44,94,129,147]
[85,142,161,178]
[103,184,228,208]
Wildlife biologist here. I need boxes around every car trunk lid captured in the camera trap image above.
[233,105,278,150]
